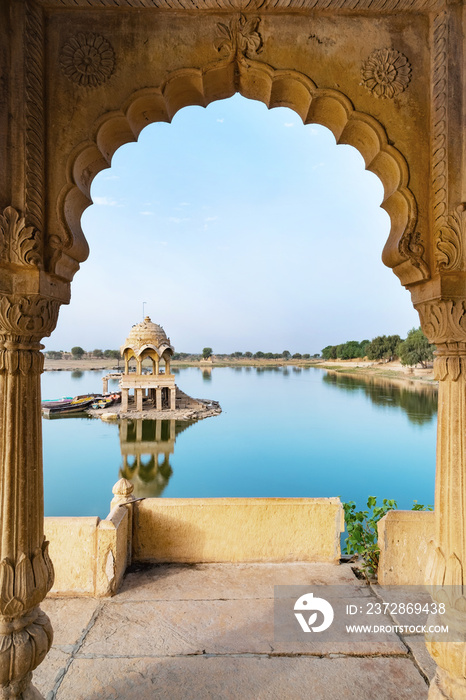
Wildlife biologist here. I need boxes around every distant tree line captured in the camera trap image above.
[321,328,435,368]
[45,348,120,360]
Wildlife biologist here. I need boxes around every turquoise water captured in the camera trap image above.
[42,367,437,518]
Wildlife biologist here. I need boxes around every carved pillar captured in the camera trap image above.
[417,301,466,699]
[0,294,60,699]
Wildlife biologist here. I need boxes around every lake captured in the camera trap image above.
[42,366,437,519]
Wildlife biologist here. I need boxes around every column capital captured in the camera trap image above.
[416,298,466,347]
[0,294,61,346]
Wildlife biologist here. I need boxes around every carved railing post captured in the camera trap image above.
[0,293,61,699]
[417,300,466,700]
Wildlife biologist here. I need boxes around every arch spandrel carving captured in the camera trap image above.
[37,8,436,290]
[54,56,429,288]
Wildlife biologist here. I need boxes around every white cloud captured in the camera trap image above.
[93,196,118,206]
[217,119,224,123]
[284,122,295,128]
[140,211,154,216]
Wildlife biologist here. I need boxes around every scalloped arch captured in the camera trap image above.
[59,58,429,286]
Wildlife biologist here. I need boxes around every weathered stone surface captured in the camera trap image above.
[41,598,100,649]
[133,497,343,564]
[79,597,406,657]
[55,656,429,700]
[405,636,438,684]
[116,562,360,601]
[32,647,70,698]
[378,510,435,585]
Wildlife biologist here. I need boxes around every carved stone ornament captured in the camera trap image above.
[361,48,411,98]
[435,208,465,271]
[0,207,42,268]
[60,33,115,87]
[0,296,61,340]
[215,15,262,59]
[416,300,466,347]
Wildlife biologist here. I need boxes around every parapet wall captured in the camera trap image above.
[45,496,344,595]
[132,497,344,565]
[45,505,130,597]
[377,509,435,585]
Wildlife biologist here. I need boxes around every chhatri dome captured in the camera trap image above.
[119,316,177,412]
[121,316,173,358]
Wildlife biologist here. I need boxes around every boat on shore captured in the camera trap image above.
[42,392,121,417]
[42,394,96,417]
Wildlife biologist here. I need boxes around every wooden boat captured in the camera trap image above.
[41,394,95,417]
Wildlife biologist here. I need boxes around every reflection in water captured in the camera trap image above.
[71,370,83,379]
[202,368,212,381]
[322,371,438,425]
[119,419,195,497]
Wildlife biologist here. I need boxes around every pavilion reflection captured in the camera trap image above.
[118,418,195,497]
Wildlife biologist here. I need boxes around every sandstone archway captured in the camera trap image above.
[1,3,465,698]
[62,58,428,286]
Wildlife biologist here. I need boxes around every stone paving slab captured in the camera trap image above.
[55,656,428,700]
[116,562,362,601]
[79,598,406,657]
[404,635,437,682]
[41,597,100,649]
[34,564,430,699]
[33,647,70,699]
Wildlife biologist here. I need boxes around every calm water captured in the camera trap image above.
[42,367,437,518]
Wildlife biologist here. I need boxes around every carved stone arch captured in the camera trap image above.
[58,56,428,288]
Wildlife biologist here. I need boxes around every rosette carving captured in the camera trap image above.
[435,208,465,272]
[361,48,411,99]
[60,33,115,87]
[0,207,42,269]
[0,296,61,340]
[215,15,262,59]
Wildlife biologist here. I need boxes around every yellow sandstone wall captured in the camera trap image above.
[132,497,344,564]
[45,506,130,597]
[377,509,435,585]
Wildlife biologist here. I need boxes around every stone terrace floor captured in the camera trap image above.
[35,563,434,699]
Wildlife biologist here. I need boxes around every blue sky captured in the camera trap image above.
[44,94,419,355]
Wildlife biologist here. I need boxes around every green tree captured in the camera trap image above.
[366,335,401,362]
[254,351,265,358]
[45,350,62,360]
[71,346,85,358]
[292,352,302,359]
[103,349,120,359]
[397,327,434,368]
[282,350,291,359]
[244,351,253,358]
[302,353,311,359]
[202,347,213,359]
[321,345,337,360]
[92,348,103,358]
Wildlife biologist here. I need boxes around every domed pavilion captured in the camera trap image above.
[119,316,177,412]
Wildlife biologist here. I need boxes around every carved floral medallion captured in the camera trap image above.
[215,15,262,59]
[60,33,115,87]
[361,48,411,99]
